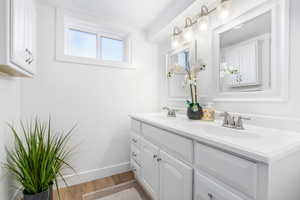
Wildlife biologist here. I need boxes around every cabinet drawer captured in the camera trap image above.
[131,119,141,134]
[195,143,257,199]
[131,159,141,180]
[195,172,245,200]
[131,144,141,165]
[131,133,141,149]
[142,123,193,163]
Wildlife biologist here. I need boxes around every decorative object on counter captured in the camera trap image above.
[187,101,203,120]
[168,50,205,120]
[3,118,76,200]
[202,103,215,121]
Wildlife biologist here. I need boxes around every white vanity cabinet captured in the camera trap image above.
[130,115,300,200]
[0,0,36,77]
[131,119,193,200]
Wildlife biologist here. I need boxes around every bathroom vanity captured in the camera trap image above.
[129,113,300,200]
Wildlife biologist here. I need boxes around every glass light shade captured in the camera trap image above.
[171,35,180,48]
[218,0,231,20]
[198,16,209,31]
[183,27,194,42]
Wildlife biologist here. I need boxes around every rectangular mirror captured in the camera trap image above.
[167,48,190,99]
[219,12,271,93]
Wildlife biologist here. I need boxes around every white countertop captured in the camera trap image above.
[130,113,300,164]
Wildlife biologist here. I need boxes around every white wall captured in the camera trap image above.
[0,75,20,200]
[159,0,300,120]
[20,2,160,185]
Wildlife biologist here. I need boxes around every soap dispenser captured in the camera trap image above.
[202,102,215,121]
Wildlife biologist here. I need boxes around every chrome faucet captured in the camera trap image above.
[220,112,251,130]
[163,106,177,117]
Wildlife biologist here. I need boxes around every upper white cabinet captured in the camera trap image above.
[221,40,260,87]
[0,0,36,77]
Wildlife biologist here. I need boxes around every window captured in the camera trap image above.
[69,29,97,58]
[56,9,133,69]
[101,37,124,62]
[68,29,126,62]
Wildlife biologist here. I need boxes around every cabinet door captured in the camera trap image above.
[10,0,27,67]
[24,0,36,73]
[141,139,160,200]
[159,151,193,200]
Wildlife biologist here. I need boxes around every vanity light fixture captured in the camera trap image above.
[170,0,232,48]
[198,5,209,31]
[183,17,194,42]
[171,27,182,48]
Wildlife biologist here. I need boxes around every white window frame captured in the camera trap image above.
[56,9,134,69]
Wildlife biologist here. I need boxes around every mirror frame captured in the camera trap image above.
[212,0,290,102]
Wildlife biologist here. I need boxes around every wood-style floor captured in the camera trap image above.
[53,171,135,200]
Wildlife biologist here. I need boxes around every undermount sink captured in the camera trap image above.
[144,113,263,138]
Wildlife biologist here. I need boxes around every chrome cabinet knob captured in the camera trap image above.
[153,154,158,159]
[208,193,213,200]
[132,152,137,157]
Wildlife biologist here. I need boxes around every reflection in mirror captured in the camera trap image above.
[219,12,271,92]
[167,48,190,98]
[169,49,190,74]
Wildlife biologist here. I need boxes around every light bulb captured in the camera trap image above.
[183,17,194,42]
[183,27,193,42]
[171,27,181,48]
[172,36,179,48]
[198,5,209,31]
[218,0,230,20]
[198,16,209,31]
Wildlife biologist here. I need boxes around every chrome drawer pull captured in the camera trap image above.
[132,139,137,143]
[132,152,137,157]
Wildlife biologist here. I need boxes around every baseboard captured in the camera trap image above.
[11,190,21,200]
[59,162,131,187]
[9,162,131,199]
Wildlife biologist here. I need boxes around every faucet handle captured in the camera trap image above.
[236,115,251,130]
[219,111,229,117]
[162,106,169,110]
[239,116,251,120]
[220,112,230,126]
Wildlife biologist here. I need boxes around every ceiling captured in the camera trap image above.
[40,0,196,30]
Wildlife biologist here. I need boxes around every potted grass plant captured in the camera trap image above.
[4,118,75,200]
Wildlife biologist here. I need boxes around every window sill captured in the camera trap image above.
[55,54,135,70]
